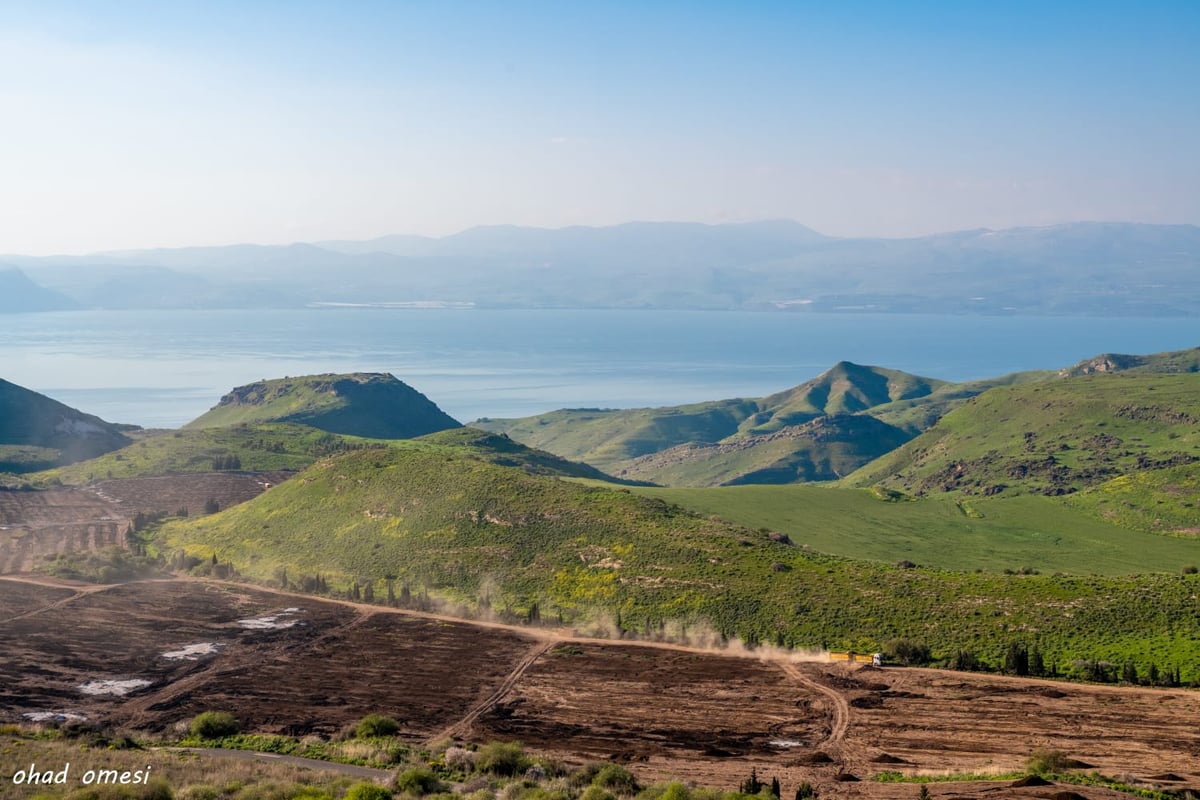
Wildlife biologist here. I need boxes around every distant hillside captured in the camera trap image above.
[35,422,621,488]
[0,268,78,312]
[846,372,1200,497]
[476,362,944,486]
[186,373,460,439]
[417,427,634,483]
[0,380,131,472]
[615,414,911,486]
[163,445,1200,674]
[1059,347,1200,377]
[11,220,1200,314]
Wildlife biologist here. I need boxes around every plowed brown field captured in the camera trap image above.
[2,576,1198,800]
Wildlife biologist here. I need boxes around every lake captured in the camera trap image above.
[1,308,1197,428]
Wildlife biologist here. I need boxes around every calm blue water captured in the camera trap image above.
[1,309,1197,428]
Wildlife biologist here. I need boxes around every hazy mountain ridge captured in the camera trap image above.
[8,220,1200,313]
[0,267,79,312]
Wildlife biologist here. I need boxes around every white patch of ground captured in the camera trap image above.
[237,608,304,630]
[768,739,803,748]
[23,711,88,722]
[162,642,221,660]
[78,679,152,696]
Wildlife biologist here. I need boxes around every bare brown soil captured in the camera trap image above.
[0,473,288,574]
[2,576,1199,800]
[0,488,128,573]
[87,472,294,518]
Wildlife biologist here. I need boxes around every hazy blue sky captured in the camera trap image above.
[2,1,1198,254]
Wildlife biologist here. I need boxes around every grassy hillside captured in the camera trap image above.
[33,423,617,486]
[846,373,1200,497]
[34,423,364,484]
[1063,463,1200,535]
[0,379,131,472]
[1059,346,1200,377]
[867,370,1055,434]
[163,447,1200,679]
[746,361,945,433]
[476,362,942,485]
[622,483,1200,576]
[614,414,911,486]
[186,372,460,439]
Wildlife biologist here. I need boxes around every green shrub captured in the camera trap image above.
[189,711,240,739]
[344,783,392,800]
[593,764,640,796]
[1025,748,1072,776]
[393,768,444,797]
[355,715,401,739]
[475,741,528,777]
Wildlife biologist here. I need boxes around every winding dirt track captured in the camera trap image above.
[777,661,849,746]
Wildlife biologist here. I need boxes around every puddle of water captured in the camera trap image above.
[162,642,220,660]
[78,679,152,696]
[768,739,803,748]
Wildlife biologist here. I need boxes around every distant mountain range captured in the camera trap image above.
[5,219,1199,314]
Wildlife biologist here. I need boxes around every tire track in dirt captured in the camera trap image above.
[0,576,124,623]
[778,662,850,747]
[432,640,554,743]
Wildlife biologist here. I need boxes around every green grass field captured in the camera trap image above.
[624,483,1200,575]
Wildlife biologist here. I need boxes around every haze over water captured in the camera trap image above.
[2,308,1197,428]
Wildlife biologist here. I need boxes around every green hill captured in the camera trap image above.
[163,446,1200,679]
[185,373,460,439]
[0,379,131,472]
[1058,346,1200,377]
[34,423,618,487]
[475,362,944,485]
[35,423,368,484]
[613,414,911,486]
[746,361,946,433]
[846,372,1200,497]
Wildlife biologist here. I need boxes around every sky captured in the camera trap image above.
[1,1,1198,255]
